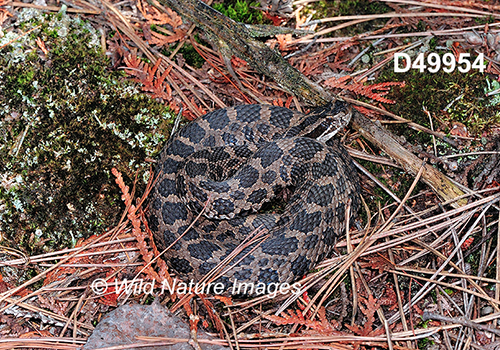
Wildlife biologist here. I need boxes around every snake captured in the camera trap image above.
[146,101,361,289]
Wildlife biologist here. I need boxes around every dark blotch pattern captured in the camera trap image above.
[307,183,335,207]
[262,236,299,255]
[290,138,324,160]
[170,257,194,274]
[184,122,206,143]
[162,202,187,225]
[231,190,246,200]
[256,142,283,168]
[208,109,230,129]
[213,198,235,216]
[290,256,311,277]
[222,132,238,145]
[228,216,245,227]
[180,226,199,241]
[209,148,231,162]
[233,269,253,283]
[148,215,159,233]
[252,214,278,230]
[235,165,259,188]
[203,135,216,147]
[185,161,207,177]
[188,241,221,260]
[199,262,216,275]
[203,224,217,233]
[201,180,230,194]
[269,106,293,128]
[189,183,208,203]
[152,197,162,210]
[313,153,339,178]
[304,234,319,250]
[233,144,253,158]
[169,139,194,157]
[259,268,280,283]
[247,188,268,204]
[243,125,255,142]
[236,105,261,123]
[216,230,235,242]
[256,123,270,136]
[162,229,182,250]
[162,158,181,174]
[262,170,277,184]
[323,227,337,246]
[290,211,322,233]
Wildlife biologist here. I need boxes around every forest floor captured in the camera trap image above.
[1,0,500,349]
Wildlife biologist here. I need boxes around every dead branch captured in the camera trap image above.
[423,311,500,337]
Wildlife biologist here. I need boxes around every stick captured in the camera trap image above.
[423,311,500,337]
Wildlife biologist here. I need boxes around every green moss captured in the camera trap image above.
[160,34,206,69]
[16,69,35,86]
[177,42,205,68]
[212,0,263,24]
[335,0,390,16]
[0,9,173,254]
[377,52,500,143]
[475,15,495,25]
[301,0,391,37]
[418,337,434,349]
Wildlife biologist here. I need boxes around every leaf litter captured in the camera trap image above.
[0,0,500,349]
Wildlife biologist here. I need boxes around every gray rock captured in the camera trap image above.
[84,300,229,350]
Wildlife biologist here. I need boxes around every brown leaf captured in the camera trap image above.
[264,307,340,334]
[344,295,384,337]
[137,0,182,27]
[325,76,405,104]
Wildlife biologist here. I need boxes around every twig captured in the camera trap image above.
[0,25,41,50]
[0,237,137,266]
[296,22,500,44]
[343,97,463,146]
[423,312,500,337]
[9,1,100,14]
[303,12,485,27]
[381,0,500,18]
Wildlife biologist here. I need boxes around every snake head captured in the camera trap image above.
[314,100,352,143]
[299,100,352,143]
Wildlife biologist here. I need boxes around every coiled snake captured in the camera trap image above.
[147,101,360,288]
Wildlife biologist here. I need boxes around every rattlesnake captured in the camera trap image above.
[147,101,360,288]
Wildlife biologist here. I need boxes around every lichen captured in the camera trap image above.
[0,9,173,253]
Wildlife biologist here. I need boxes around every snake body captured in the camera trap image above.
[147,102,360,287]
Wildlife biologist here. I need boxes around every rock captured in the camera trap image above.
[84,300,229,350]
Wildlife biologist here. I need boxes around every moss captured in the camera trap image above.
[177,40,205,68]
[335,0,390,16]
[475,15,495,25]
[0,9,173,254]
[377,52,500,144]
[160,34,206,69]
[301,0,391,37]
[417,337,434,349]
[212,0,263,24]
